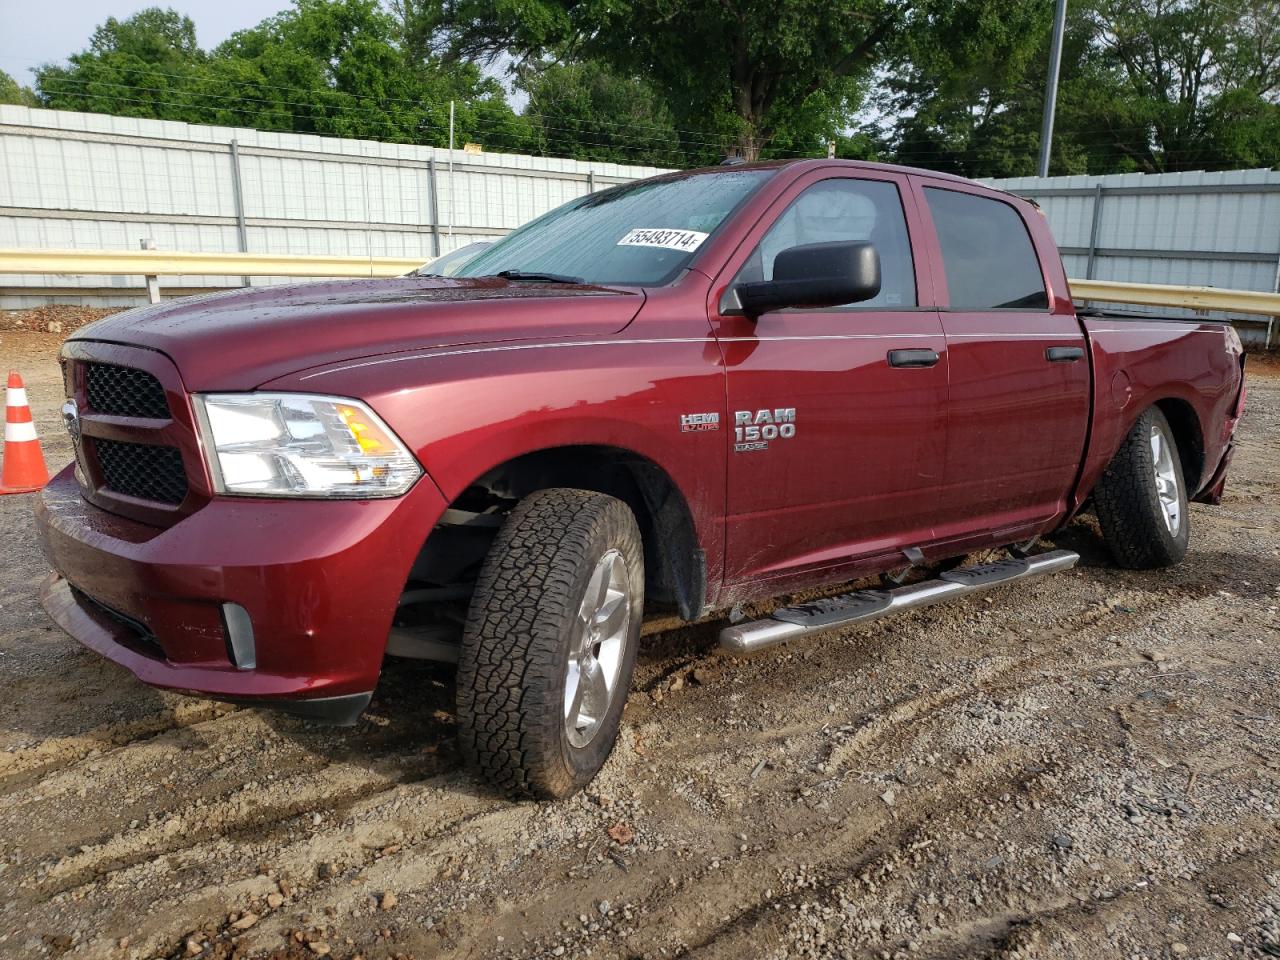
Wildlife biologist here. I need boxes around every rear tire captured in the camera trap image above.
[456,488,643,799]
[1094,407,1190,569]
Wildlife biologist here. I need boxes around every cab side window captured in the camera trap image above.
[924,187,1049,310]
[737,179,917,308]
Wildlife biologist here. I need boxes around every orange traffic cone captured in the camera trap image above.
[1,371,50,494]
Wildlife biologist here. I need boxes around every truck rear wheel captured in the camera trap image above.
[456,488,643,798]
[1094,407,1190,569]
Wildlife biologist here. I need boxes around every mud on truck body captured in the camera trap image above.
[35,159,1246,797]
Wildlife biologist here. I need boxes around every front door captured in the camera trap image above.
[709,171,949,595]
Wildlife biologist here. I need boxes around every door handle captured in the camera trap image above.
[887,348,940,368]
[1045,346,1085,362]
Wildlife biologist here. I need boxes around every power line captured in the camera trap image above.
[21,55,746,144]
[31,79,765,165]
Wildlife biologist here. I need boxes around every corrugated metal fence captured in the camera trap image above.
[987,169,1280,341]
[2,105,1277,336]
[0,105,667,307]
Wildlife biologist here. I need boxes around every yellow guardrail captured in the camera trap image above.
[1069,279,1280,317]
[0,248,1278,317]
[0,248,423,278]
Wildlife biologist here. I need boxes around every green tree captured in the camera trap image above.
[875,0,1061,176]
[437,0,909,159]
[1065,0,1280,172]
[88,8,202,65]
[36,8,208,121]
[0,70,39,107]
[518,61,694,167]
[33,1,534,150]
[879,0,1280,176]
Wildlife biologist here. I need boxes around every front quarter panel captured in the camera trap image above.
[263,287,729,601]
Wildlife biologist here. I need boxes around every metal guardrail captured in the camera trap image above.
[1,247,1279,319]
[0,247,422,279]
[1069,279,1280,317]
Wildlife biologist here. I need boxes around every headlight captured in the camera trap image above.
[194,393,421,498]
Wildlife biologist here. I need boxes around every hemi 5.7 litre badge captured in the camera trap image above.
[680,412,720,433]
[735,408,796,452]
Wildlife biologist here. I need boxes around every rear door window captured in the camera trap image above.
[736,178,917,308]
[924,187,1048,310]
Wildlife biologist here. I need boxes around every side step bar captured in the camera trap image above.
[719,549,1080,654]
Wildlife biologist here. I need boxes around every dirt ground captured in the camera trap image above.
[1,328,1278,960]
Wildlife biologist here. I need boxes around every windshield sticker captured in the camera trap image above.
[617,228,709,252]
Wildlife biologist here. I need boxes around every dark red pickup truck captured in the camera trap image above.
[35,159,1246,797]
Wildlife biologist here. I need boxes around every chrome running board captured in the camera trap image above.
[719,549,1080,655]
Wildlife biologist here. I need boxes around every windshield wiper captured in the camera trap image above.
[493,269,585,284]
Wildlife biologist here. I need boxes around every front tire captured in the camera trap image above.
[456,488,644,799]
[1094,407,1190,569]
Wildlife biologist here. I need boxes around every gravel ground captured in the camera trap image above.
[1,328,1278,960]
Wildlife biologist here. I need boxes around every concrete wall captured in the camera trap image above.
[0,106,668,307]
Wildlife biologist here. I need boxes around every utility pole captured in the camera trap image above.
[447,100,455,240]
[1037,0,1068,177]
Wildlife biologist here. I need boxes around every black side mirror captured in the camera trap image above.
[734,241,881,318]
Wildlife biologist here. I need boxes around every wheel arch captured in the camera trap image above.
[1152,396,1206,493]
[411,444,707,621]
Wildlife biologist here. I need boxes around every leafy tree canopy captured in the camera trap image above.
[0,70,40,107]
[35,1,532,150]
[20,0,1280,174]
[877,0,1280,175]
[518,61,694,167]
[434,0,905,159]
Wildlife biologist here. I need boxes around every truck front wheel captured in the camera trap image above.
[1094,406,1190,569]
[456,488,644,798]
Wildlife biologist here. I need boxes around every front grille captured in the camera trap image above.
[86,363,170,419]
[94,439,188,505]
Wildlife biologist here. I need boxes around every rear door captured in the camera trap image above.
[913,180,1090,547]
[709,169,949,594]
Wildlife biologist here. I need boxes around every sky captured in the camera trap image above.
[0,0,281,86]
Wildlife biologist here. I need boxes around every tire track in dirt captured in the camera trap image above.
[919,833,1280,959]
[68,780,519,960]
[666,759,1050,959]
[0,700,240,790]
[35,764,410,896]
[630,586,1261,959]
[675,601,1274,960]
[640,578,1174,777]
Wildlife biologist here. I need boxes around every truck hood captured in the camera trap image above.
[70,277,645,390]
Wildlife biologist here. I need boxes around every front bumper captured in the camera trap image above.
[35,465,448,716]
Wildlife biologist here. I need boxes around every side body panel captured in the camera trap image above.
[1074,317,1244,510]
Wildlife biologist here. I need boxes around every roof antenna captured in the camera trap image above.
[720,155,748,166]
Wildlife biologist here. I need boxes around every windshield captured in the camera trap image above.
[455,169,775,286]
[412,241,491,277]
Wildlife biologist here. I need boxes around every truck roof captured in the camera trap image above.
[648,157,1030,205]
